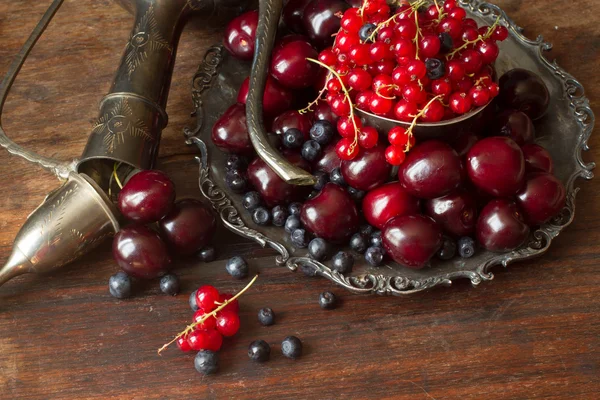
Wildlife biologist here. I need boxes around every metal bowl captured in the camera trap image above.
[184,0,595,295]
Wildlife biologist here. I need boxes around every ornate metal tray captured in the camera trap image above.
[184,0,595,295]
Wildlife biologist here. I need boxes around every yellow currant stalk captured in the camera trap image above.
[403,95,444,152]
[447,15,502,59]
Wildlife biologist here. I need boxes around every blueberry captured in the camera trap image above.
[330,167,346,186]
[371,230,383,247]
[365,246,385,266]
[248,340,271,362]
[426,58,446,80]
[313,171,329,191]
[257,307,275,326]
[109,271,131,299]
[159,273,180,296]
[226,154,247,172]
[271,205,288,227]
[358,23,377,43]
[242,191,262,211]
[347,187,365,203]
[284,215,302,233]
[319,291,337,309]
[197,246,216,263]
[291,228,309,248]
[308,238,329,261]
[225,170,247,193]
[252,206,271,226]
[437,237,457,260]
[458,237,476,258]
[194,350,219,375]
[301,140,322,162]
[226,256,249,279]
[189,290,199,311]
[331,251,354,274]
[288,202,302,216]
[310,120,335,145]
[349,233,368,253]
[438,32,454,54]
[359,224,375,237]
[281,336,303,359]
[282,128,305,149]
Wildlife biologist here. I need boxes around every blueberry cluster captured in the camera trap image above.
[108,271,181,299]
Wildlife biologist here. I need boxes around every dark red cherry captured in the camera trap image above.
[452,132,480,158]
[211,103,253,154]
[272,110,313,139]
[223,10,259,60]
[424,190,478,237]
[300,183,359,243]
[314,144,342,173]
[313,102,339,124]
[362,182,420,230]
[247,151,312,207]
[382,215,443,269]
[118,170,175,224]
[488,110,535,145]
[271,39,319,89]
[398,140,463,199]
[113,225,171,279]
[516,172,566,226]
[302,0,349,47]
[283,0,313,33]
[341,144,391,191]
[522,143,554,174]
[467,137,525,197]
[158,199,217,256]
[499,68,550,120]
[477,199,530,252]
[237,76,293,116]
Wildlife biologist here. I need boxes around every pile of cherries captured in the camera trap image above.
[215,0,565,270]
[108,170,217,298]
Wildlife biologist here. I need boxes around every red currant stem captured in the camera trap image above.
[447,15,502,58]
[157,274,259,355]
[306,57,360,148]
[299,75,329,114]
[365,0,427,43]
[433,0,441,13]
[404,95,443,152]
[375,84,397,100]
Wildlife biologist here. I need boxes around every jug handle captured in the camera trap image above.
[0,0,75,181]
[246,0,316,186]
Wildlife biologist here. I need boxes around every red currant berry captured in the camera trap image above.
[193,310,217,330]
[402,82,427,104]
[337,52,351,66]
[437,17,463,40]
[371,60,396,75]
[425,5,439,20]
[336,138,360,160]
[370,95,393,115]
[335,31,360,53]
[488,82,500,97]
[330,94,351,117]
[337,115,362,138]
[372,74,394,97]
[327,78,342,93]
[394,19,417,39]
[341,10,363,33]
[370,42,393,62]
[388,126,409,146]
[395,4,412,19]
[431,78,452,100]
[407,60,427,80]
[476,40,499,64]
[358,126,379,149]
[195,285,220,313]
[421,99,446,122]
[394,99,418,121]
[349,43,373,66]
[392,66,411,86]
[187,329,210,351]
[348,68,372,91]
[177,335,192,352]
[463,18,478,28]
[419,35,441,58]
[443,0,457,12]
[461,49,483,74]
[452,76,474,93]
[492,25,509,41]
[461,26,479,44]
[469,85,491,106]
[385,145,407,166]
[448,7,466,20]
[218,293,239,314]
[318,48,337,66]
[449,92,473,114]
[391,38,416,58]
[447,60,465,81]
[216,310,241,337]
[478,26,490,37]
[377,26,395,43]
[356,90,374,110]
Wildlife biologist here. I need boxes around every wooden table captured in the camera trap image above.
[1,1,598,398]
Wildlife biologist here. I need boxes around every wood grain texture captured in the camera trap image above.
[0,1,599,399]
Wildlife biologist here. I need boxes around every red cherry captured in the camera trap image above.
[341,144,391,191]
[216,310,241,337]
[318,47,337,66]
[449,92,472,114]
[516,172,566,225]
[394,19,417,39]
[195,285,220,313]
[193,310,217,330]
[177,335,192,352]
[419,35,441,58]
[452,132,480,157]
[356,90,374,110]
[237,76,292,116]
[522,144,554,174]
[477,199,530,252]
[218,293,240,314]
[447,60,466,81]
[362,181,420,229]
[272,110,312,139]
[313,102,339,124]
[437,17,463,40]
[224,10,259,60]
[425,190,478,237]
[492,25,509,41]
[337,115,362,138]
[336,138,359,160]
[211,103,252,154]
[394,99,418,121]
[358,126,379,149]
[271,39,319,89]
[421,99,445,122]
[113,225,171,279]
[385,145,406,166]
[382,215,443,269]
[348,68,373,91]
[118,170,175,224]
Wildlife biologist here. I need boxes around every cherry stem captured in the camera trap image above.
[157,274,259,355]
[447,15,501,58]
[404,94,443,152]
[113,162,124,190]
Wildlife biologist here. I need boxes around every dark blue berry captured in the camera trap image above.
[291,228,309,248]
[349,233,368,253]
[371,230,383,247]
[308,238,329,261]
[330,167,346,186]
[437,237,457,260]
[301,140,322,162]
[359,224,375,237]
[189,290,199,311]
[426,58,446,80]
[226,154,247,172]
[257,307,275,326]
[225,170,247,193]
[284,215,302,233]
[282,128,305,149]
[365,246,385,266]
[288,202,302,216]
[248,340,271,362]
[271,206,288,227]
[109,272,131,299]
[331,251,354,273]
[242,191,262,211]
[281,336,303,359]
[438,32,454,53]
[310,120,335,145]
[347,187,365,203]
[252,206,271,226]
[313,171,329,191]
[358,23,377,43]
[194,350,219,375]
[319,291,337,309]
[458,237,476,258]
[159,273,180,296]
[226,256,249,279]
[198,246,216,262]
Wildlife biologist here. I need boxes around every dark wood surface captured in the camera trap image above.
[1,1,599,399]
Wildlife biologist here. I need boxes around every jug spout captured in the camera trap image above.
[0,247,31,287]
